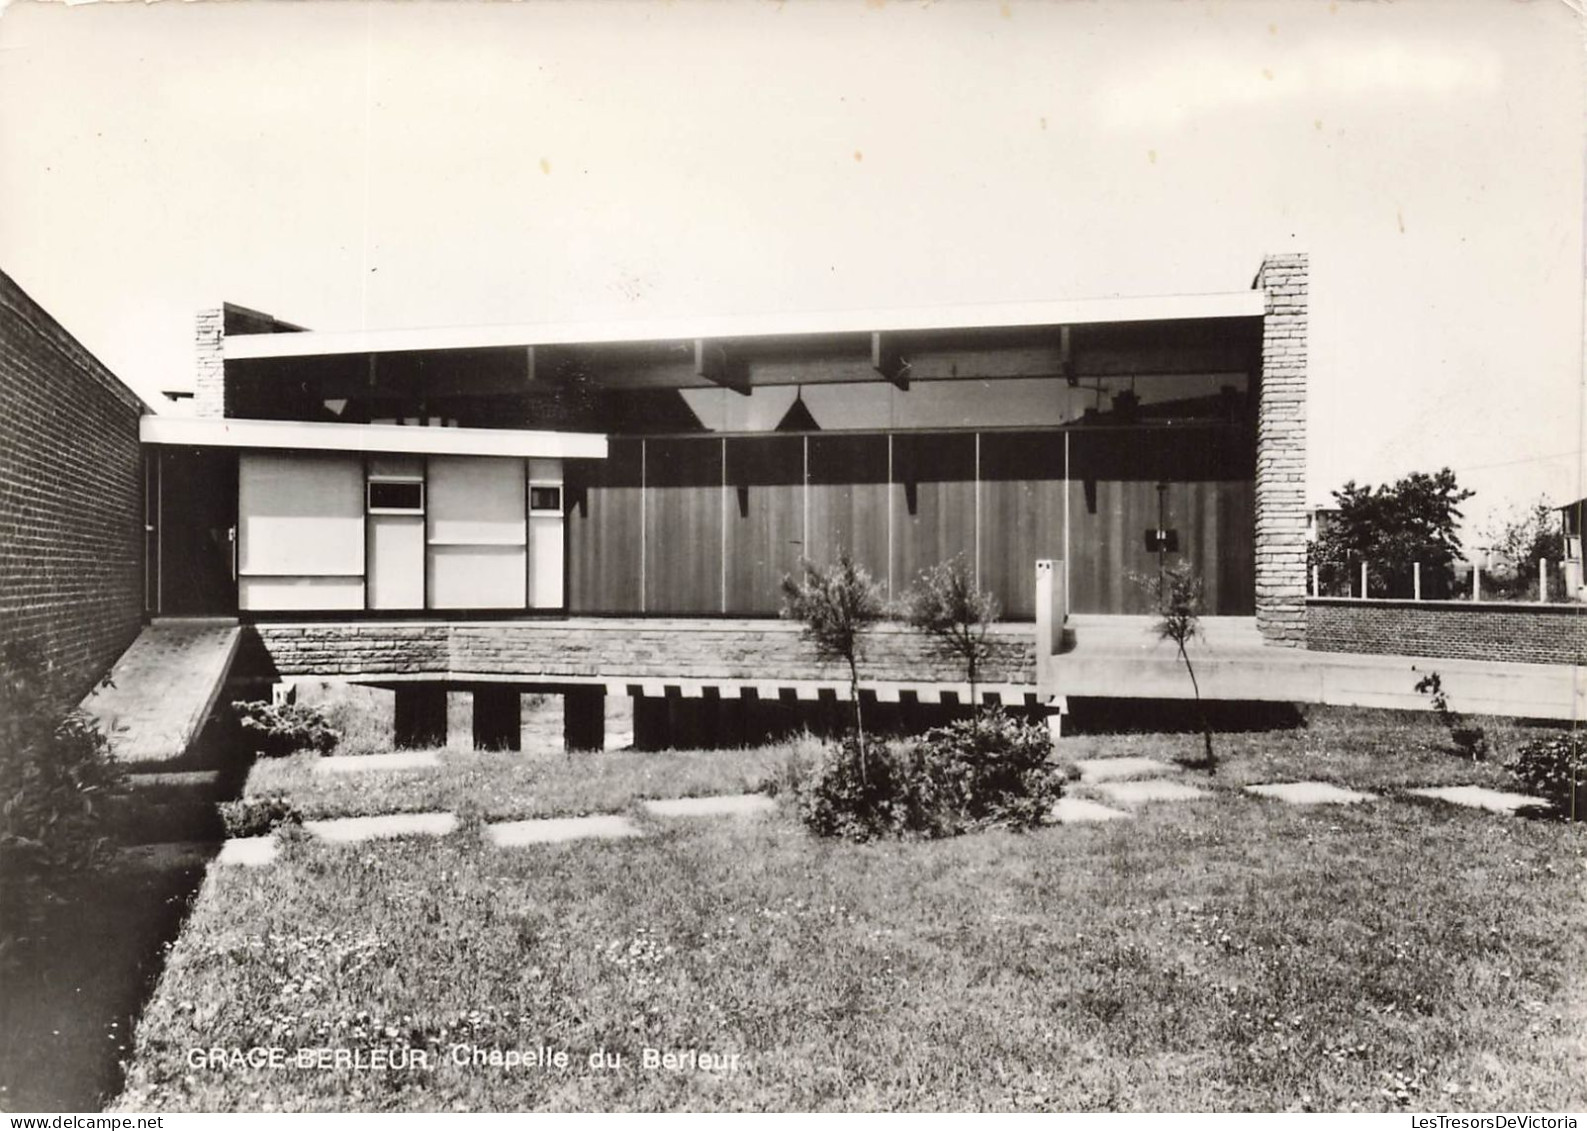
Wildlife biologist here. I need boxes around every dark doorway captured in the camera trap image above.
[154,448,238,616]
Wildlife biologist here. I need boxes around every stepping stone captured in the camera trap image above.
[1245,781,1378,805]
[1407,786,1551,815]
[315,751,440,774]
[216,836,279,867]
[304,811,457,842]
[486,814,643,847]
[1073,757,1180,783]
[642,794,776,818]
[1096,779,1208,805]
[1049,797,1132,824]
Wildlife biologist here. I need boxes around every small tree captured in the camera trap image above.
[1136,561,1215,771]
[901,555,999,721]
[1487,498,1567,600]
[780,553,885,773]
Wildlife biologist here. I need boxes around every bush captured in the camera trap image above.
[0,642,127,890]
[234,700,340,758]
[798,710,1065,841]
[218,795,303,838]
[1506,733,1585,818]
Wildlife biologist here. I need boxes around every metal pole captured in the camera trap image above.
[1413,562,1421,601]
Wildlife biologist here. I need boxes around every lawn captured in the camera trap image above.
[111,704,1586,1112]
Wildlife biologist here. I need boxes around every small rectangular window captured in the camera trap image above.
[368,480,424,513]
[530,486,562,513]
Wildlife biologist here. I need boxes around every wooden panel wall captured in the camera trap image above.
[979,432,1068,619]
[566,438,643,612]
[806,435,890,593]
[568,425,1254,618]
[725,436,805,615]
[644,438,723,614]
[892,433,977,597]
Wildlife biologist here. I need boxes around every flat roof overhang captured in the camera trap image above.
[221,291,1267,362]
[139,416,608,459]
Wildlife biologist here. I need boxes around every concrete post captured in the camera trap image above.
[1035,559,1067,697]
[1360,561,1369,599]
[1413,562,1421,601]
[1472,566,1481,602]
[1311,565,1320,597]
[394,684,447,749]
[471,686,521,751]
[563,686,606,752]
[1539,559,1548,603]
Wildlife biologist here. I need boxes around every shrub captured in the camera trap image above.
[798,709,1064,841]
[218,795,303,838]
[234,700,340,758]
[1506,733,1585,819]
[0,641,127,889]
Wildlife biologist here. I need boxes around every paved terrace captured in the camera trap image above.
[247,614,1583,721]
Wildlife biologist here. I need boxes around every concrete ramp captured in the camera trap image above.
[80,618,241,766]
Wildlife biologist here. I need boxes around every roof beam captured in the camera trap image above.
[871,332,911,390]
[694,339,751,395]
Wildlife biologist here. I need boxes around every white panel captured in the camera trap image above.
[239,454,364,576]
[528,458,563,485]
[240,576,364,611]
[368,515,425,609]
[368,456,423,479]
[429,545,526,609]
[529,513,564,608]
[427,457,526,545]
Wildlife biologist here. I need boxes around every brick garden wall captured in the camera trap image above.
[1307,599,1586,666]
[252,619,1037,686]
[0,270,146,703]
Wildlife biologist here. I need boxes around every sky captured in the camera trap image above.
[0,0,1581,540]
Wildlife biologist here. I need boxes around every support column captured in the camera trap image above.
[394,684,447,749]
[633,695,670,751]
[564,687,606,752]
[1253,252,1309,647]
[472,686,522,751]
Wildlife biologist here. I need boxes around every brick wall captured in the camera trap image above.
[0,270,147,704]
[1254,252,1309,647]
[253,619,1037,686]
[1307,599,1586,666]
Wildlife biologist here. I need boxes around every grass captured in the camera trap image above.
[110,701,1586,1112]
[245,743,807,823]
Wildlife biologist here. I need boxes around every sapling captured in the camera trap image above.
[1136,561,1215,772]
[780,553,885,777]
[901,555,999,726]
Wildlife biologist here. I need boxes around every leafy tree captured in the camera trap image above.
[780,554,885,775]
[1314,469,1474,599]
[1486,498,1567,600]
[901,555,999,721]
[1136,561,1215,772]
